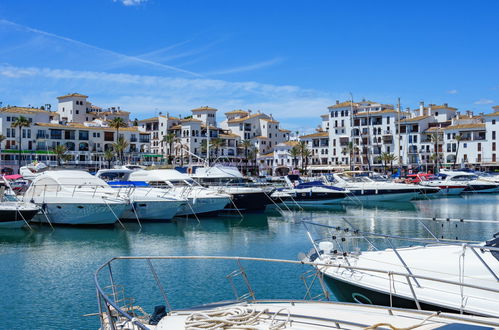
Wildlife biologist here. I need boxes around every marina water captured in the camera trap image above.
[1,194,498,329]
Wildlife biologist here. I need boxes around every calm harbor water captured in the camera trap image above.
[1,194,498,329]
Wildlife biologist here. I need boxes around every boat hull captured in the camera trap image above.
[175,197,231,216]
[31,203,127,225]
[464,185,499,193]
[323,273,463,314]
[0,207,39,228]
[121,200,185,221]
[347,190,419,202]
[226,191,272,211]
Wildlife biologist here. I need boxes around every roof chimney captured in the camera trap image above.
[443,103,448,107]
[336,100,339,105]
[419,101,424,116]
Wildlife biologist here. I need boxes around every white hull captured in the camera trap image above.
[175,197,230,216]
[121,200,185,221]
[31,202,127,225]
[436,187,466,195]
[346,191,419,202]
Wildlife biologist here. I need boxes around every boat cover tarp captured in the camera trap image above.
[108,181,150,187]
[295,181,345,191]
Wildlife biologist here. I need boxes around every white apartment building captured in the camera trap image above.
[301,100,499,174]
[220,110,290,156]
[258,140,300,176]
[0,94,151,172]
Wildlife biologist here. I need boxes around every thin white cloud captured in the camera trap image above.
[205,58,283,75]
[114,0,147,6]
[0,19,200,77]
[474,99,494,105]
[447,89,458,94]
[0,64,337,122]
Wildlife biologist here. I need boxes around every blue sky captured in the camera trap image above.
[0,0,498,133]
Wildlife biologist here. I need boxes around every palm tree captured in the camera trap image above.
[386,153,398,174]
[52,145,69,166]
[210,137,225,159]
[343,141,358,170]
[113,136,129,164]
[108,117,128,142]
[240,139,252,162]
[0,134,5,169]
[376,152,389,174]
[298,141,311,173]
[11,116,30,172]
[453,134,463,168]
[430,132,442,172]
[289,145,300,170]
[162,133,176,164]
[301,148,312,174]
[247,146,258,175]
[104,149,115,169]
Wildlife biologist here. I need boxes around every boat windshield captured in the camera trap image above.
[337,174,372,183]
[450,175,478,181]
[168,179,197,187]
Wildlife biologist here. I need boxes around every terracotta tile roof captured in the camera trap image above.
[399,115,430,123]
[261,118,279,123]
[220,133,240,138]
[283,141,300,146]
[57,93,88,99]
[180,118,203,123]
[300,131,329,139]
[227,113,266,123]
[191,106,217,112]
[328,101,359,109]
[0,106,54,115]
[484,111,499,117]
[424,127,445,132]
[170,125,181,130]
[444,123,485,130]
[278,128,291,133]
[493,105,499,110]
[259,151,274,158]
[225,110,248,115]
[138,116,158,122]
[255,136,269,140]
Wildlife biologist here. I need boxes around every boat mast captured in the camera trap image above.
[397,97,401,168]
[206,116,210,167]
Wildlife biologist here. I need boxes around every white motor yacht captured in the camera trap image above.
[303,221,499,317]
[96,169,188,221]
[23,170,128,225]
[95,169,187,221]
[94,256,499,329]
[191,165,273,211]
[128,169,231,216]
[0,178,39,229]
[324,172,434,202]
[271,174,351,206]
[438,170,499,193]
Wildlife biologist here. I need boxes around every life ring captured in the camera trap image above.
[352,292,373,304]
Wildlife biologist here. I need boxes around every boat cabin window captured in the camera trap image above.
[99,172,128,181]
[450,175,477,181]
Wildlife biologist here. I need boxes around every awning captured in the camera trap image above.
[142,154,163,158]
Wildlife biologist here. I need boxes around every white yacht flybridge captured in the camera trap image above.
[128,169,231,216]
[325,171,434,202]
[191,165,274,211]
[95,169,188,221]
[23,170,128,225]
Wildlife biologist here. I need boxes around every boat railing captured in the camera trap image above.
[94,256,499,330]
[26,184,128,202]
[302,220,499,283]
